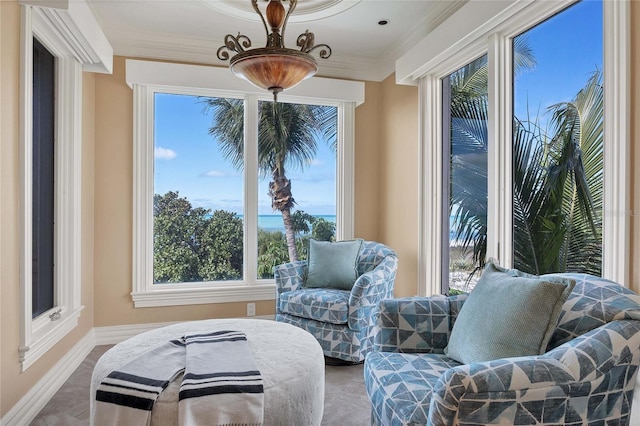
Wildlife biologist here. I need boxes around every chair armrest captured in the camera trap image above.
[428,320,640,424]
[545,319,640,381]
[373,296,455,354]
[273,261,307,295]
[348,256,397,331]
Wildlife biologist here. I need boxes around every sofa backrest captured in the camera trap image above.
[543,273,640,350]
[357,241,397,275]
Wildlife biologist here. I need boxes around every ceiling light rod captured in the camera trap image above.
[217,0,332,102]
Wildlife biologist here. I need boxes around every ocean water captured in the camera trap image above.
[256,214,336,232]
[252,214,463,241]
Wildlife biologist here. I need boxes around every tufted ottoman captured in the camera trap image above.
[90,318,325,426]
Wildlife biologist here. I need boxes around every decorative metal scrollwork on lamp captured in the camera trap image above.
[217,0,332,102]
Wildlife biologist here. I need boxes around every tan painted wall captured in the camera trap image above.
[354,81,382,242]
[0,0,95,416]
[378,75,420,298]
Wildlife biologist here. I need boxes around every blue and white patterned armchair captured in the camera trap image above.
[364,274,640,425]
[275,241,398,363]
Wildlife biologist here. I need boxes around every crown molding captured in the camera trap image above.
[379,0,467,78]
[19,0,113,73]
[102,0,467,83]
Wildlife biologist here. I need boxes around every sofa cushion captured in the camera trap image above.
[278,288,350,325]
[445,262,575,364]
[305,239,363,290]
[364,352,462,425]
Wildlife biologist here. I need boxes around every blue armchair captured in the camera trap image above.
[275,241,398,363]
[364,273,640,425]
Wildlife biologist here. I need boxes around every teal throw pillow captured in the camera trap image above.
[305,239,363,290]
[445,261,575,364]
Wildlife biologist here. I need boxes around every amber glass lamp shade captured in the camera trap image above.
[230,47,318,98]
[217,0,331,101]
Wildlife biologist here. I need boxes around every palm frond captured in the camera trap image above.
[201,97,245,171]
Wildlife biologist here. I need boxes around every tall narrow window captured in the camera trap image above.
[512,0,603,276]
[153,93,244,284]
[443,55,488,294]
[20,5,85,371]
[256,101,337,279]
[31,37,55,318]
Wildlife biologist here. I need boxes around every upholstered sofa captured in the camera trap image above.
[364,273,640,425]
[275,240,398,363]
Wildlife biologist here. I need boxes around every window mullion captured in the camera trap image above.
[132,84,154,295]
[602,0,630,284]
[487,33,513,267]
[244,96,259,283]
[336,102,355,241]
[418,75,443,297]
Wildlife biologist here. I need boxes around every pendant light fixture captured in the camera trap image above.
[217,0,332,102]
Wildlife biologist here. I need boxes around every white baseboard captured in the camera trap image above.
[94,315,275,345]
[0,330,95,426]
[94,321,179,345]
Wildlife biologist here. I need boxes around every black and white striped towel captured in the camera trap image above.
[94,330,264,426]
[179,331,264,426]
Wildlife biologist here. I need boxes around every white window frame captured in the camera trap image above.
[19,6,84,372]
[404,0,629,295]
[127,60,364,308]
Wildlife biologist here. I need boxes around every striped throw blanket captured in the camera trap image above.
[94,330,264,426]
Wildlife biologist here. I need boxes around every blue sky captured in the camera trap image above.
[154,0,601,217]
[513,0,602,127]
[154,94,337,215]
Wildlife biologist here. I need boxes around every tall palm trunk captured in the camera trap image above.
[269,174,299,262]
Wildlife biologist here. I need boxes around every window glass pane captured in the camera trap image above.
[444,54,488,293]
[256,101,338,279]
[32,37,56,317]
[513,0,603,275]
[153,94,244,284]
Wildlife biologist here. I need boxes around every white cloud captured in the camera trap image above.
[202,169,228,177]
[154,147,177,160]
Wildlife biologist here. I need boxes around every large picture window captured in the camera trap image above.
[129,60,362,307]
[151,94,338,286]
[414,0,628,296]
[512,1,603,277]
[153,93,246,284]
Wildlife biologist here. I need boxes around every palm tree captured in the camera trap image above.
[452,61,603,279]
[449,38,536,281]
[450,35,603,280]
[203,98,337,262]
[513,71,603,275]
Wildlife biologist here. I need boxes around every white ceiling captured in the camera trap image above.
[88,0,468,82]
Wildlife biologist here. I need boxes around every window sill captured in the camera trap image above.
[131,282,277,308]
[19,306,84,372]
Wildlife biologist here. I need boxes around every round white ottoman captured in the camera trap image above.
[90,319,325,426]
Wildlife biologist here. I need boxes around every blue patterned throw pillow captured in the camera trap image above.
[305,239,363,290]
[445,261,575,364]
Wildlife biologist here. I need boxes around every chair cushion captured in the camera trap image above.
[364,352,462,425]
[278,288,350,325]
[305,239,362,290]
[445,262,575,364]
